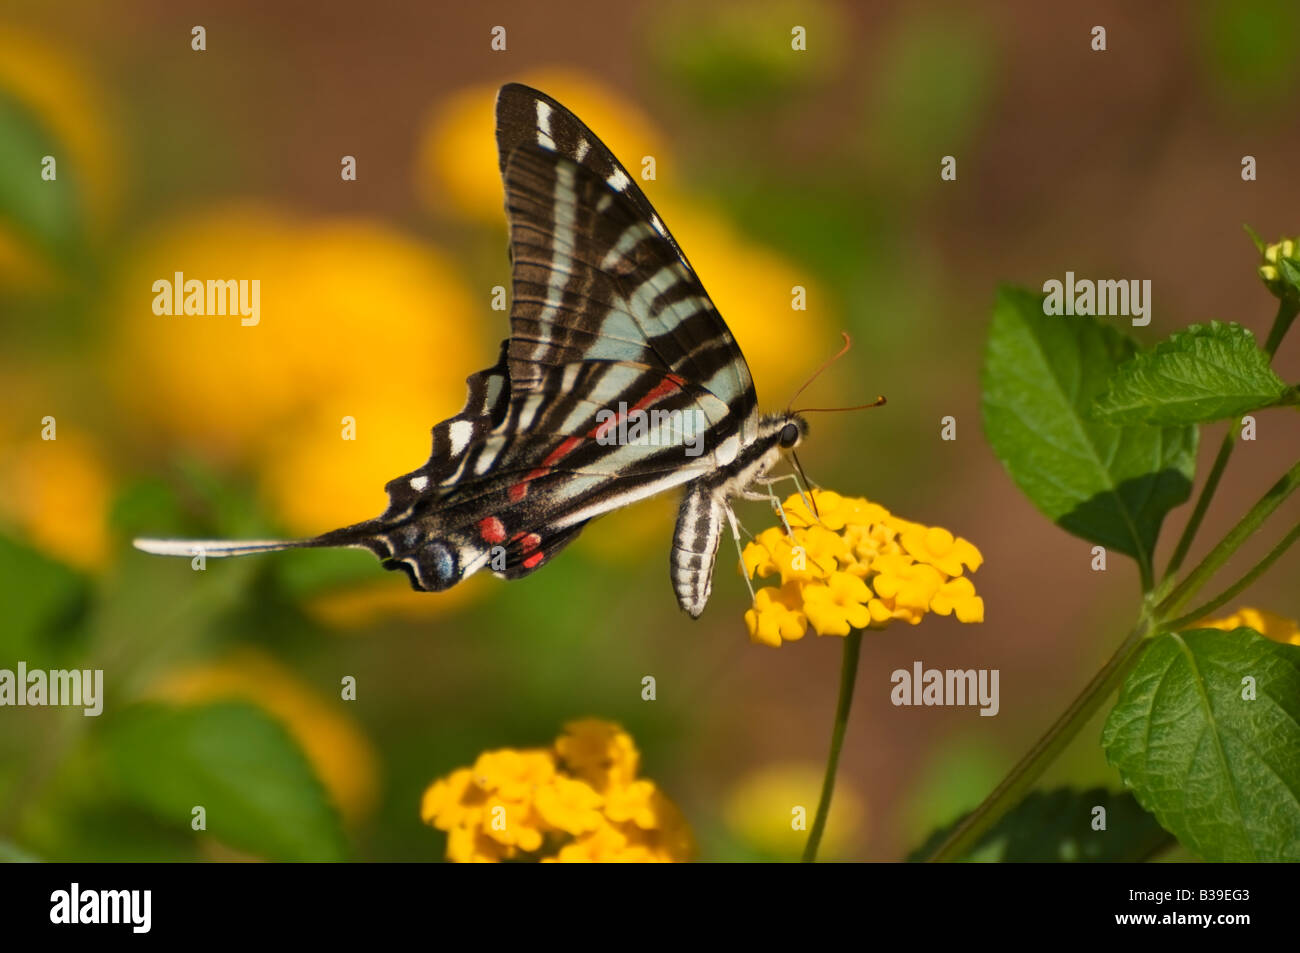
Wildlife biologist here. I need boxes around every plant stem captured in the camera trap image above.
[802,629,863,863]
[1163,299,1297,581]
[923,616,1151,862]
[1165,430,1235,579]
[1156,458,1300,621]
[1164,521,1300,632]
[1262,300,1299,357]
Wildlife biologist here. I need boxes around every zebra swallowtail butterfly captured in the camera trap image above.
[134,83,812,617]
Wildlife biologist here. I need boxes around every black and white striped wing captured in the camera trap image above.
[495,83,759,444]
[138,84,768,616]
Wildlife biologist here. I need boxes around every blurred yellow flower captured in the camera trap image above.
[743,489,984,645]
[1197,607,1300,646]
[421,719,693,863]
[111,207,491,534]
[0,429,111,570]
[724,762,865,860]
[554,716,640,791]
[149,649,380,827]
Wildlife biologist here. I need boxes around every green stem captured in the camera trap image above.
[1262,300,1299,357]
[1165,430,1235,579]
[1156,458,1300,621]
[1163,520,1300,632]
[802,629,862,863]
[924,616,1151,862]
[1163,299,1297,581]
[918,292,1299,865]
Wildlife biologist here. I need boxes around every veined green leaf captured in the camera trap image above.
[1102,628,1300,861]
[1093,321,1291,425]
[981,286,1196,564]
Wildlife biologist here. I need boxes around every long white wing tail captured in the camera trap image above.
[132,538,312,558]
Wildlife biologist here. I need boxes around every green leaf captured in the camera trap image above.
[1102,628,1300,861]
[1280,256,1300,294]
[0,89,86,261]
[907,787,1171,862]
[1093,322,1290,425]
[0,534,90,663]
[981,286,1197,566]
[103,701,347,862]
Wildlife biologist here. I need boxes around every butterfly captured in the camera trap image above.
[134,83,817,617]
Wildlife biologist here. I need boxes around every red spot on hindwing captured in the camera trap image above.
[478,517,506,544]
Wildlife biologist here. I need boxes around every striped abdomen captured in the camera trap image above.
[671,483,725,618]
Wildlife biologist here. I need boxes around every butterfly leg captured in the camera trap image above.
[758,472,816,520]
[741,486,794,536]
[725,502,757,603]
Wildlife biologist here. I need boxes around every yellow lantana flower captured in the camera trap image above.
[744,582,809,648]
[802,572,874,636]
[1197,607,1300,646]
[421,720,693,863]
[743,489,984,646]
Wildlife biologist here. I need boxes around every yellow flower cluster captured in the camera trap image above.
[1258,237,1299,299]
[421,719,693,862]
[743,489,984,647]
[1197,607,1300,646]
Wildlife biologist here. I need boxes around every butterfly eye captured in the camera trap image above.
[779,422,801,448]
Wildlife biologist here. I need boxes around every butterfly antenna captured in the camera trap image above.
[792,396,887,414]
[785,331,853,412]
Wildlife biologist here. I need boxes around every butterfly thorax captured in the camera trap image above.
[704,412,808,499]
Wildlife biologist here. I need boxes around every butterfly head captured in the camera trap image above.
[773,414,809,451]
[757,413,809,455]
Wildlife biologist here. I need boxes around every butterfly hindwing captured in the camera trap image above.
[379,340,512,521]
